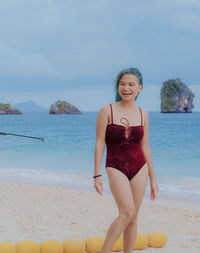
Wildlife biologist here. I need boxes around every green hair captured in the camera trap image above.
[115,67,143,101]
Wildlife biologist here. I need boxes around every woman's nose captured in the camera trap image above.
[123,85,129,89]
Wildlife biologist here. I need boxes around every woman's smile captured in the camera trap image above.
[122,92,132,95]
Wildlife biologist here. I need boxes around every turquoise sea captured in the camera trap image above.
[0,111,199,202]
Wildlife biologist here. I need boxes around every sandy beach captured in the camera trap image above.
[0,181,199,252]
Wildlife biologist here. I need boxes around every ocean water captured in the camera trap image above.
[0,111,199,202]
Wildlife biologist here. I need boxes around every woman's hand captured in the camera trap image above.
[150,178,159,200]
[94,177,103,196]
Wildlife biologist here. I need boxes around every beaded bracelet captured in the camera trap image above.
[93,174,102,178]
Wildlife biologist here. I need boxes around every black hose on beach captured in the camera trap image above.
[0,132,45,142]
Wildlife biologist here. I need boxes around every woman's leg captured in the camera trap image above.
[100,167,137,253]
[123,163,149,253]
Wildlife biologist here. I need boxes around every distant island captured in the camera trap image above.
[49,100,81,114]
[160,79,195,113]
[13,100,48,112]
[0,103,21,114]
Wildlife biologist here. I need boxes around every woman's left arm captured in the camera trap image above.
[140,110,159,200]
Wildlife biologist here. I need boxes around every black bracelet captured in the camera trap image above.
[93,174,102,178]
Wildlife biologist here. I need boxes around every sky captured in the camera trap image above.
[0,0,200,111]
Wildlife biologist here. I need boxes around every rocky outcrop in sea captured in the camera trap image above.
[0,103,22,114]
[49,100,81,114]
[160,79,195,113]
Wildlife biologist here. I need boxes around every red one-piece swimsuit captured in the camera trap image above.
[105,104,147,181]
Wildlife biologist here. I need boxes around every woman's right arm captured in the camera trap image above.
[93,104,109,195]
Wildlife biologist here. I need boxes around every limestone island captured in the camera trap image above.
[0,103,22,114]
[49,100,81,114]
[160,78,195,113]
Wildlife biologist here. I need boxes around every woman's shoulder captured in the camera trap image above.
[98,103,112,115]
[139,106,148,114]
[138,107,149,124]
[101,102,119,112]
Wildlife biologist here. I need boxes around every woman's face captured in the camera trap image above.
[118,74,142,101]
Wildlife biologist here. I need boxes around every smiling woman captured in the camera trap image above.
[115,68,143,102]
[93,67,158,253]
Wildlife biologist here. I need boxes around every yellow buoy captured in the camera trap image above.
[85,237,104,253]
[147,232,168,248]
[63,239,85,253]
[133,234,148,250]
[15,241,40,253]
[0,242,16,253]
[40,240,63,253]
[112,236,123,251]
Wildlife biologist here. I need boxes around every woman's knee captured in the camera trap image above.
[119,207,138,224]
[128,208,139,225]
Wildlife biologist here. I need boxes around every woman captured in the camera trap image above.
[93,67,159,253]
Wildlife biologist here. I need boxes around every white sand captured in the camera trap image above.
[0,181,199,252]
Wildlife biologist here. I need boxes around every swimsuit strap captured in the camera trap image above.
[109,104,113,124]
[139,107,143,126]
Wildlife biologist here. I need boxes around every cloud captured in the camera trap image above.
[0,42,65,79]
[0,0,199,81]
[0,0,199,108]
[182,0,200,5]
[169,13,200,32]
